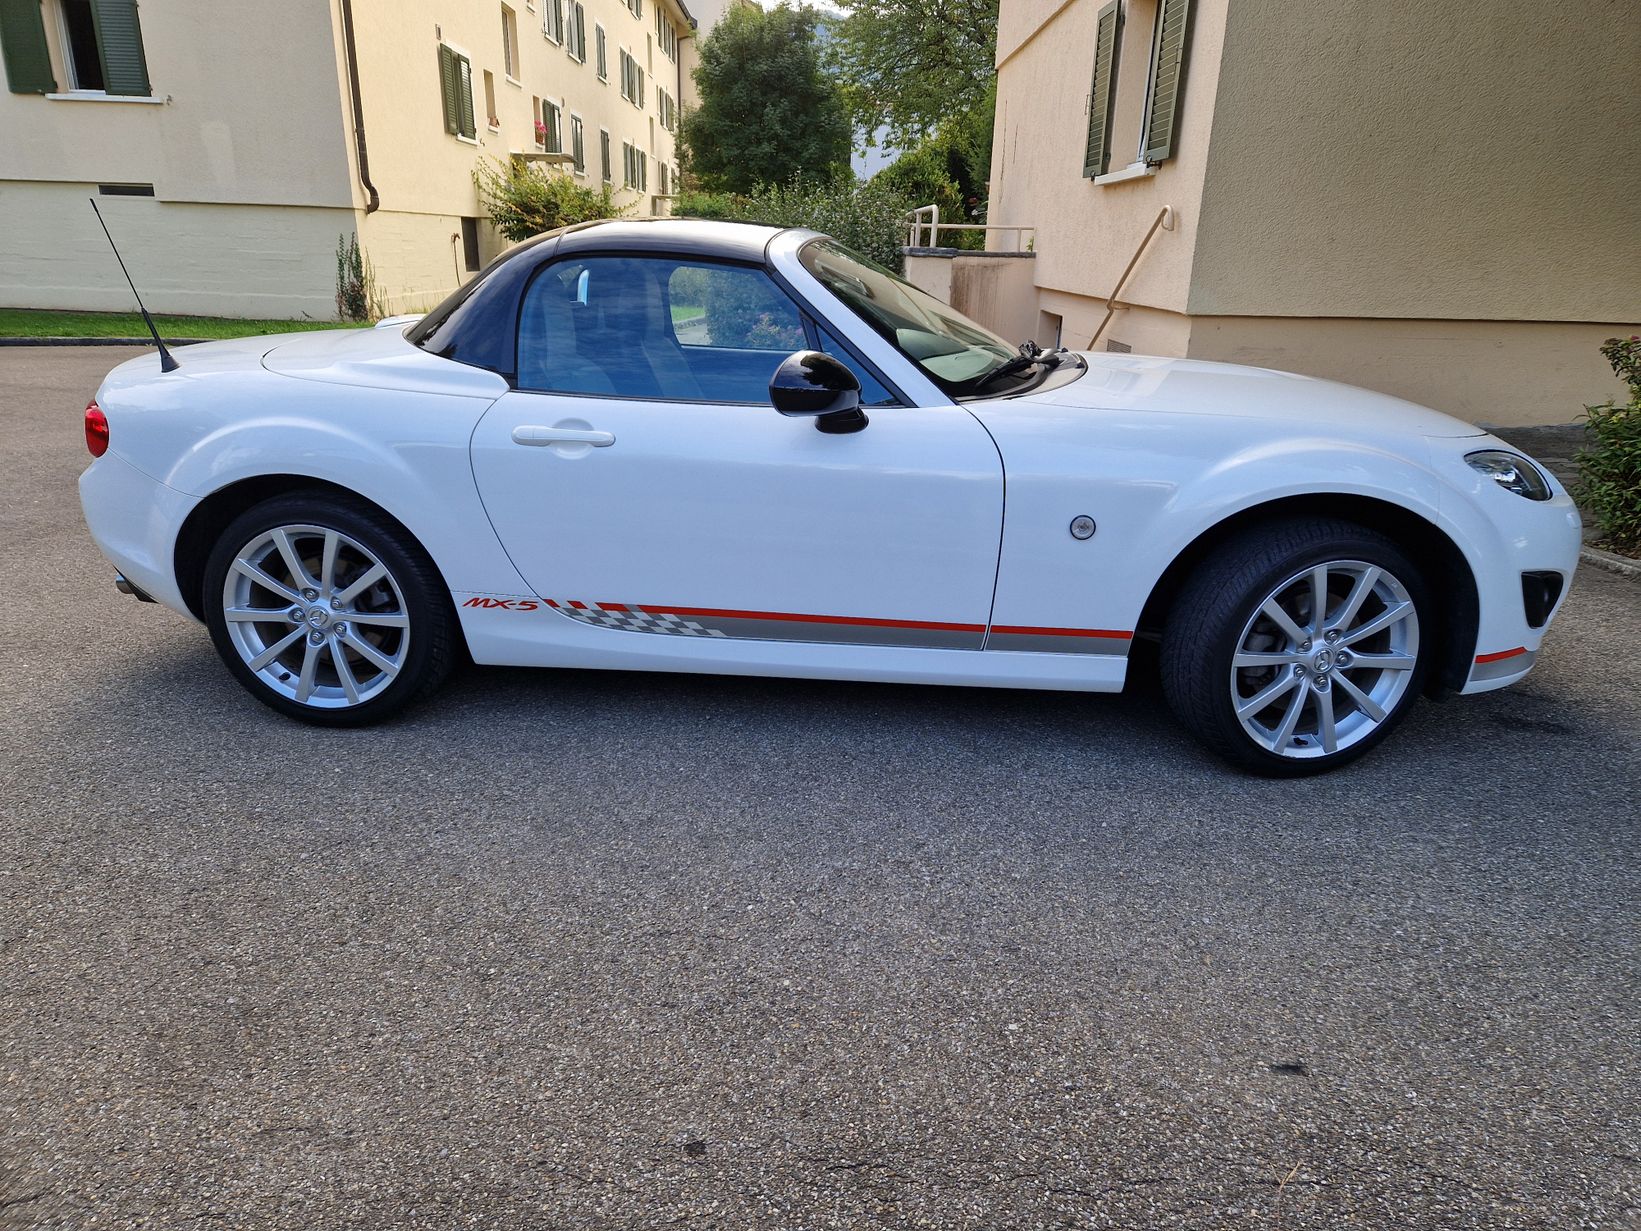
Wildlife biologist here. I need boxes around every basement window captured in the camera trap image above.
[461,218,482,273]
[97,183,155,196]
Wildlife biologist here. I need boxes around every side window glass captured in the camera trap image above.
[519,256,808,403]
[815,322,898,406]
[667,265,805,352]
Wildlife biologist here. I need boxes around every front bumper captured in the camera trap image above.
[1443,445,1582,695]
[78,450,201,619]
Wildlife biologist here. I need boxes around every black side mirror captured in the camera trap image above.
[769,350,868,434]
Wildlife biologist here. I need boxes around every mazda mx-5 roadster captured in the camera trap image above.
[79,219,1580,774]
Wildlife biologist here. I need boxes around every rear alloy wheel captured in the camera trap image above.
[203,495,455,725]
[1162,520,1432,775]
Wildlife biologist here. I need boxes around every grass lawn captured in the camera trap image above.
[670,305,706,324]
[0,309,363,340]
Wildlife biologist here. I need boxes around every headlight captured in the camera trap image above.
[1465,450,1552,501]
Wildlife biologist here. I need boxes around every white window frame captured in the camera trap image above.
[542,0,564,44]
[501,3,520,82]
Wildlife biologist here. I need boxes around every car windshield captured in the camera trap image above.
[799,240,1027,396]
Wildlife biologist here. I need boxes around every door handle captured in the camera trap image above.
[512,425,615,447]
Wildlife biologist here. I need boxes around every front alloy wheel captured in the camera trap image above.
[203,494,455,725]
[1229,560,1419,760]
[1161,519,1432,776]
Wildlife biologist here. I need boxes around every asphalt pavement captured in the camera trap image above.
[2,346,1637,1229]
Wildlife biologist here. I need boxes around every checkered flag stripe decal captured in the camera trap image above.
[549,602,728,638]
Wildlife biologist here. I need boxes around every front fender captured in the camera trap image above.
[981,409,1460,638]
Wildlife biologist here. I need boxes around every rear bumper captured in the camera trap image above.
[78,451,200,619]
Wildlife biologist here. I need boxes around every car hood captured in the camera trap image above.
[1020,353,1486,438]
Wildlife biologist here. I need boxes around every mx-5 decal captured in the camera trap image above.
[543,600,1133,655]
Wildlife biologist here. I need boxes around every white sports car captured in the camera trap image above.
[79,219,1581,774]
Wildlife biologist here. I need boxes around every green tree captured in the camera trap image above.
[825,0,997,151]
[679,4,851,193]
[871,83,995,242]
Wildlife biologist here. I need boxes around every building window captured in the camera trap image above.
[655,8,677,61]
[594,25,608,80]
[39,0,152,95]
[618,48,643,106]
[1084,0,1194,179]
[600,128,612,182]
[570,114,586,174]
[542,0,564,44]
[563,0,586,61]
[542,99,562,152]
[461,217,482,273]
[657,161,669,196]
[627,0,642,18]
[657,86,676,132]
[483,70,498,127]
[501,4,520,79]
[621,141,647,191]
[438,43,476,139]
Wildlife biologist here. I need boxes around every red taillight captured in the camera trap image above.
[85,401,109,457]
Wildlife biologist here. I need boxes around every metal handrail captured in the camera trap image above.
[1088,206,1174,347]
[905,205,1035,252]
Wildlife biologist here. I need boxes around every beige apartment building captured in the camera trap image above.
[0,0,694,318]
[955,0,1641,427]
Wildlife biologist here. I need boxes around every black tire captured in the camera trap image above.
[1160,517,1433,777]
[201,492,456,726]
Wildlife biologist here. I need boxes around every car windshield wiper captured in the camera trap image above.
[969,340,1065,392]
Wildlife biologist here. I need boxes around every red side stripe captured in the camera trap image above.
[1475,646,1527,664]
[635,604,986,633]
[598,603,630,612]
[992,624,1134,640]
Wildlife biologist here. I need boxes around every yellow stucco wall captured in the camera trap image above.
[1189,0,1641,322]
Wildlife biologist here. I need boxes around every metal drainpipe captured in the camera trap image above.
[340,0,380,213]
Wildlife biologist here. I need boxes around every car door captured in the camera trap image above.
[469,253,1003,650]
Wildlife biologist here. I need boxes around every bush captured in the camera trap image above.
[473,158,628,244]
[1575,335,1641,554]
[872,90,995,251]
[674,176,913,271]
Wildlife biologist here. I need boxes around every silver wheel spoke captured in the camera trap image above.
[233,558,302,605]
[341,630,398,677]
[1269,685,1308,752]
[246,625,306,672]
[1233,650,1302,669]
[1260,599,1308,646]
[1334,671,1387,722]
[347,610,410,629]
[332,642,362,704]
[1341,600,1415,645]
[1309,565,1330,634]
[335,562,388,606]
[294,640,320,703]
[225,606,283,623]
[1343,650,1416,671]
[1328,566,1379,633]
[1237,670,1300,718]
[272,528,317,591]
[1315,684,1337,754]
[319,530,340,596]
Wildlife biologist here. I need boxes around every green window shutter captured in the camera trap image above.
[1143,0,1194,163]
[1,0,57,94]
[1082,0,1121,178]
[90,0,151,96]
[456,54,475,138]
[438,44,458,134]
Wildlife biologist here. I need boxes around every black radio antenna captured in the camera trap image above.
[88,197,179,372]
